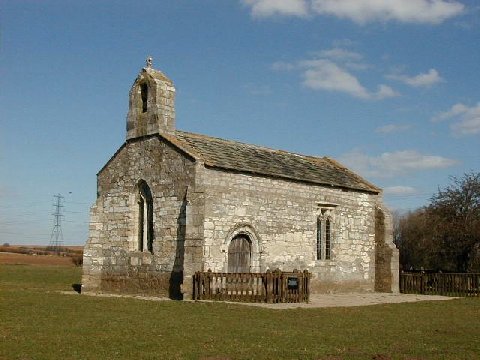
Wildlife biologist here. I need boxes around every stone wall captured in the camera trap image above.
[200,168,394,293]
[126,67,176,139]
[82,135,398,297]
[82,136,202,298]
[374,206,400,293]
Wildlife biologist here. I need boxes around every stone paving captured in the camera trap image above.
[72,291,456,309]
[232,292,457,309]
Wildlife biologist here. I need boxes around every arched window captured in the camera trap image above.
[325,218,331,259]
[137,180,153,253]
[317,210,333,260]
[228,235,251,273]
[316,217,322,260]
[140,83,148,113]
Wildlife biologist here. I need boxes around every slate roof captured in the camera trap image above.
[167,130,380,194]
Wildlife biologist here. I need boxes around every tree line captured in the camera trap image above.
[394,172,480,273]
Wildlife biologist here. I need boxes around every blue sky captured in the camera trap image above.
[1,0,479,245]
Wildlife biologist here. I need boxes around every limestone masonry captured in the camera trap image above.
[82,60,399,299]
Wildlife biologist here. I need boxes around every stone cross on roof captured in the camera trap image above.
[146,56,153,68]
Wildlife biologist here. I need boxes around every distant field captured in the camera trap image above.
[0,244,83,253]
[0,244,83,267]
[1,264,480,360]
[0,252,75,266]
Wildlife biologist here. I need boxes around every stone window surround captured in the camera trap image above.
[132,179,154,254]
[316,203,337,262]
[220,223,261,273]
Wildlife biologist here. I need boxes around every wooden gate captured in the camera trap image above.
[193,269,310,303]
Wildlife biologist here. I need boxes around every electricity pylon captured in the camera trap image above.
[48,194,64,254]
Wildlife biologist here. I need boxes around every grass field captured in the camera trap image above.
[1,262,480,360]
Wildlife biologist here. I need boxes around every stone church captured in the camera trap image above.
[82,59,399,299]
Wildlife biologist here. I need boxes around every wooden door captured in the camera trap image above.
[228,235,251,273]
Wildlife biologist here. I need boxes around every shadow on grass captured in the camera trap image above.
[72,283,82,293]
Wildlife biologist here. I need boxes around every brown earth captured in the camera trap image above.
[0,252,75,266]
[0,245,83,253]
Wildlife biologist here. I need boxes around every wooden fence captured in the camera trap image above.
[193,269,310,303]
[400,272,480,297]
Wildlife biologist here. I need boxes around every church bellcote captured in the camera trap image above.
[126,57,176,139]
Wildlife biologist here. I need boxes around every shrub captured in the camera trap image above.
[70,255,83,267]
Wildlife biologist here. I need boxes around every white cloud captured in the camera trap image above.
[340,149,458,178]
[432,103,469,122]
[316,47,370,71]
[243,0,464,23]
[384,186,417,195]
[242,0,309,17]
[375,84,398,100]
[375,123,412,134]
[318,48,363,61]
[344,62,371,71]
[452,114,480,135]
[387,68,443,87]
[271,61,296,71]
[301,59,370,98]
[433,102,480,135]
[312,0,464,24]
[300,58,398,100]
[275,49,399,100]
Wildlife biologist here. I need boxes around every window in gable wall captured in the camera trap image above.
[137,180,154,253]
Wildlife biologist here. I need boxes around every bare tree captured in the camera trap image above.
[429,172,480,271]
[396,172,480,272]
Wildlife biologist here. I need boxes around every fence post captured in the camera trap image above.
[265,270,272,303]
[303,270,309,302]
[206,269,212,299]
[193,272,197,300]
[196,271,201,300]
[275,269,283,303]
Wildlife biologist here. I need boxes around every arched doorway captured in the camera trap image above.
[228,235,251,273]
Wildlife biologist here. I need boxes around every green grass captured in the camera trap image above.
[1,265,480,360]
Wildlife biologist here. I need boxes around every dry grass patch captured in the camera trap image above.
[0,244,83,266]
[0,252,74,266]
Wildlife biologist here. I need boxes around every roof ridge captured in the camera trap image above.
[175,130,327,161]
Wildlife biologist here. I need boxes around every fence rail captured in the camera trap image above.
[400,272,480,297]
[193,269,310,303]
